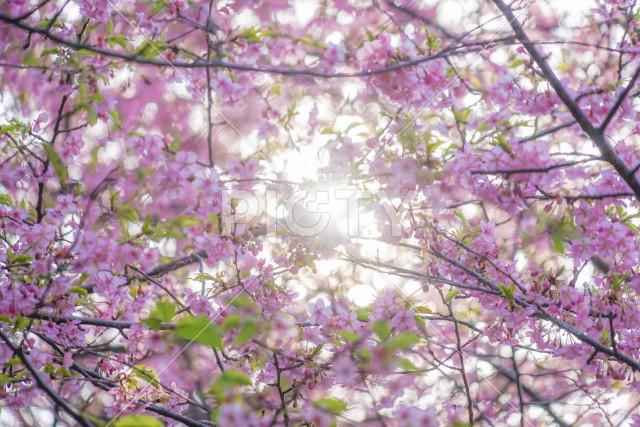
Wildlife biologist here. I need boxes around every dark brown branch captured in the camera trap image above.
[66,360,211,426]
[126,265,188,310]
[600,65,640,131]
[517,120,577,144]
[36,91,69,223]
[28,312,175,329]
[385,0,462,41]
[0,330,95,427]
[272,351,290,426]
[82,250,207,293]
[0,12,506,78]
[144,404,212,427]
[526,191,635,203]
[146,250,208,277]
[443,293,474,425]
[429,248,640,371]
[485,357,570,427]
[511,350,525,427]
[471,160,595,176]
[492,0,640,202]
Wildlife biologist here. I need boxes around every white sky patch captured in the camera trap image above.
[348,284,377,306]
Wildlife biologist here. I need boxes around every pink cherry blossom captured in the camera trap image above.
[1,1,640,425]
[307,298,332,325]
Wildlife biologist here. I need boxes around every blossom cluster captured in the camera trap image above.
[1,0,640,426]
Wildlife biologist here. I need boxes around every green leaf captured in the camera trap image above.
[320,127,336,135]
[194,272,215,282]
[311,344,324,357]
[108,34,129,50]
[7,356,22,367]
[68,286,88,297]
[83,104,98,125]
[0,124,21,135]
[222,313,242,330]
[234,321,256,344]
[208,369,252,394]
[388,332,420,350]
[454,209,470,228]
[142,215,155,236]
[109,110,121,132]
[221,314,256,344]
[14,317,29,330]
[42,144,67,187]
[9,252,32,265]
[73,49,96,58]
[299,36,324,48]
[355,309,370,322]
[494,134,512,153]
[239,27,263,43]
[143,317,162,330]
[355,347,371,362]
[615,205,624,217]
[551,234,565,254]
[0,194,13,205]
[114,414,163,427]
[314,397,347,415]
[21,52,40,67]
[133,365,160,389]
[345,122,364,133]
[228,295,255,310]
[55,367,72,377]
[0,371,28,385]
[509,58,525,68]
[445,289,461,302]
[175,316,222,348]
[454,108,471,122]
[136,40,165,58]
[89,91,105,103]
[398,358,419,371]
[337,330,359,343]
[425,136,445,155]
[612,275,625,292]
[373,320,390,340]
[624,221,640,235]
[499,283,515,304]
[118,205,139,223]
[413,305,433,314]
[150,0,169,13]
[152,301,176,322]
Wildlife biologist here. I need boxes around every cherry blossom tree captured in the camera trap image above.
[2,0,640,425]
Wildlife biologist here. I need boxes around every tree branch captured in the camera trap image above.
[600,65,640,131]
[0,330,95,427]
[28,312,175,330]
[0,12,507,78]
[491,0,640,201]
[429,248,640,371]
